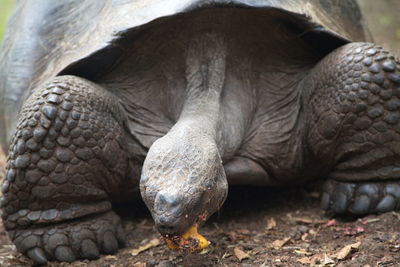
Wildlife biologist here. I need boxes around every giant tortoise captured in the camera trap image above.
[1,0,400,264]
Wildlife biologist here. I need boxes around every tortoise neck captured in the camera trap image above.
[170,32,248,162]
[178,33,226,138]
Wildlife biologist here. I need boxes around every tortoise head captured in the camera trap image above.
[140,121,228,236]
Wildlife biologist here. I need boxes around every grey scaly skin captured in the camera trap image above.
[306,43,400,214]
[1,77,138,263]
[1,7,400,265]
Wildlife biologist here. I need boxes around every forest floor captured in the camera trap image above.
[0,151,399,267]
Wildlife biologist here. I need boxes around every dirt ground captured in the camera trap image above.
[0,151,400,267]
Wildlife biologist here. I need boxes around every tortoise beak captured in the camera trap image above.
[153,190,193,235]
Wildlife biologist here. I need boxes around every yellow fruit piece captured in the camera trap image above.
[182,225,209,250]
[164,225,210,251]
[165,238,180,249]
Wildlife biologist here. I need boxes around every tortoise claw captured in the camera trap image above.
[54,246,76,262]
[27,247,48,265]
[81,239,100,260]
[321,179,400,215]
[102,231,119,254]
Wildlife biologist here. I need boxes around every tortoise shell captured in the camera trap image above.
[0,0,371,150]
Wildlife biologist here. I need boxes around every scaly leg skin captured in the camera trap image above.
[305,43,400,215]
[1,76,137,264]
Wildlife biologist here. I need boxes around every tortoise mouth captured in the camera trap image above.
[153,195,204,236]
[148,183,221,236]
[156,212,207,237]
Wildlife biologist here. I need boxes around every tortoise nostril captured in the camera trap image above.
[154,191,183,214]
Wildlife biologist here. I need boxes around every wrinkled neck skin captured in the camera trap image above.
[140,33,239,235]
[179,33,226,150]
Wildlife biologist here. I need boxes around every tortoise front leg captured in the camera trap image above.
[305,43,400,215]
[1,76,138,264]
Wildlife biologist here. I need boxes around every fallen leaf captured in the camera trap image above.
[377,255,396,266]
[355,226,365,233]
[392,211,400,221]
[334,241,361,260]
[266,218,277,230]
[104,255,117,260]
[199,248,211,254]
[309,229,318,236]
[251,250,260,256]
[297,256,312,264]
[130,238,161,256]
[343,226,364,236]
[310,253,335,267]
[237,229,250,234]
[295,249,312,256]
[390,245,400,252]
[321,253,336,266]
[301,233,309,241]
[272,237,291,249]
[361,218,380,224]
[234,247,250,261]
[221,252,231,259]
[292,217,326,224]
[134,262,146,267]
[324,219,337,227]
[228,231,239,241]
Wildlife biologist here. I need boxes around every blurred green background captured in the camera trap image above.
[0,0,399,54]
[0,0,15,39]
[358,0,400,55]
